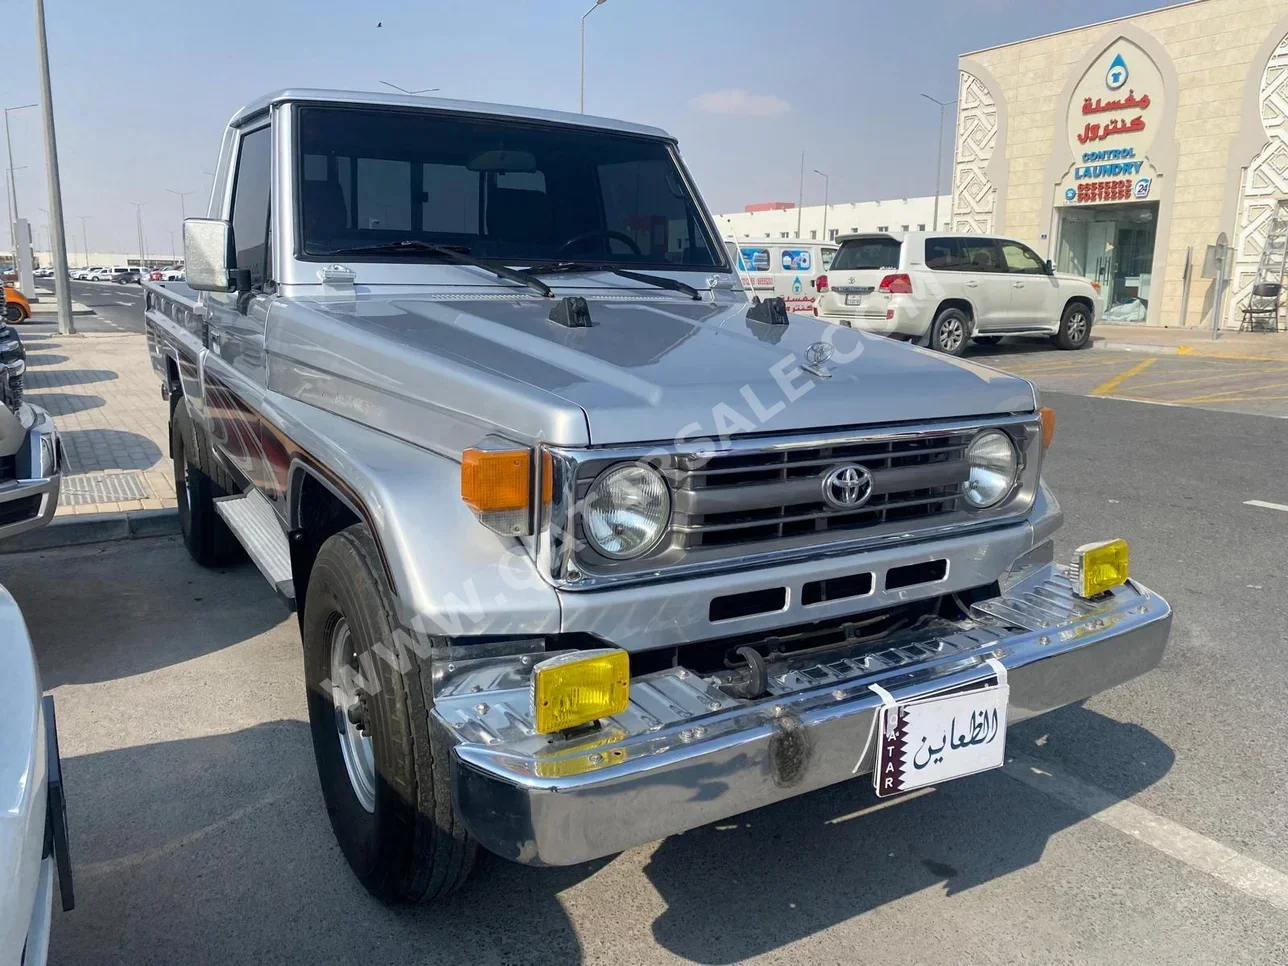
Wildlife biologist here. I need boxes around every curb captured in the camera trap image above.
[1091,337,1288,364]
[0,508,179,554]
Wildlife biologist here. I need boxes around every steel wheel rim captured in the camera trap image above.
[330,617,377,813]
[1068,311,1088,343]
[940,318,964,352]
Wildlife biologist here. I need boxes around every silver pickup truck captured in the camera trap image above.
[144,89,1171,904]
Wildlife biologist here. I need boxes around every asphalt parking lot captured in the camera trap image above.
[11,385,1285,965]
[976,339,1288,419]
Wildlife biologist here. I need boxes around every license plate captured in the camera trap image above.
[872,679,1008,797]
[845,294,864,306]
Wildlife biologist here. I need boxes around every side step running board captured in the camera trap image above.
[214,489,296,610]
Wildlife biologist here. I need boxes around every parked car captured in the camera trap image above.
[112,269,141,284]
[147,88,1171,904]
[814,231,1099,355]
[3,286,30,323]
[85,267,116,282]
[148,269,164,282]
[729,238,838,316]
[0,321,59,537]
[0,585,74,966]
[162,267,184,281]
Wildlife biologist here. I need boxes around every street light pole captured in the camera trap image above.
[77,215,89,268]
[920,93,957,232]
[166,188,195,223]
[814,169,830,240]
[579,0,608,113]
[34,0,74,334]
[130,202,146,268]
[3,104,37,252]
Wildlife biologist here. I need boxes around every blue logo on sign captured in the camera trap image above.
[792,276,802,294]
[1106,53,1128,91]
[1065,188,1077,202]
[1134,178,1151,199]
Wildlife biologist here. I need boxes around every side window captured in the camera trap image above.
[924,237,960,270]
[821,247,837,270]
[958,237,1002,273]
[230,125,272,286]
[1001,241,1047,275]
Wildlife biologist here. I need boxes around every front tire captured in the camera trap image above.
[303,524,478,903]
[4,302,23,323]
[929,307,970,356]
[1053,302,1093,350]
[170,401,243,567]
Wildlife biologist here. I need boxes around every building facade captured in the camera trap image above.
[952,0,1288,328]
[714,195,950,243]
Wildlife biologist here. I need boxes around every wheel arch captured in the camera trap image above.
[1063,294,1096,318]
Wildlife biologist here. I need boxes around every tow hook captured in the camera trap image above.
[725,645,769,700]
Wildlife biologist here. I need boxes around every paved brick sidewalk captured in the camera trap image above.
[21,331,176,516]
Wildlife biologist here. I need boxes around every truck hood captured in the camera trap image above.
[288,293,1037,447]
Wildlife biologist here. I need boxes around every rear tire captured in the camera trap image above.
[303,524,478,903]
[1053,302,1092,350]
[170,401,244,567]
[929,307,970,356]
[4,302,23,323]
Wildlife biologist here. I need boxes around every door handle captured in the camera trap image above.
[1013,281,1025,288]
[966,281,979,288]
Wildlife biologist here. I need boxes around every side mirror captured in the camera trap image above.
[184,218,234,292]
[1045,259,1055,275]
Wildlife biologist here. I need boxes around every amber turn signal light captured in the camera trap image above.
[1040,407,1056,451]
[461,443,532,536]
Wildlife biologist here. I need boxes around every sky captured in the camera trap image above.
[2,0,1180,257]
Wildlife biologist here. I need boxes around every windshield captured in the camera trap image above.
[296,106,724,270]
[831,237,902,271]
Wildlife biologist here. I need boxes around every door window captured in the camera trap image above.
[1000,241,1047,275]
[957,238,1002,273]
[230,125,272,286]
[924,237,962,270]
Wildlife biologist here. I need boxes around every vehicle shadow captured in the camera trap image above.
[57,429,161,472]
[644,703,1173,965]
[24,368,119,389]
[52,720,594,966]
[24,392,104,416]
[8,536,287,687]
[24,353,70,366]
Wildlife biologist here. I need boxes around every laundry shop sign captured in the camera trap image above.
[1057,41,1163,206]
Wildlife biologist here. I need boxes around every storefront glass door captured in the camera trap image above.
[1056,202,1157,321]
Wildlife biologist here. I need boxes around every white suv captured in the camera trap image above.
[815,231,1098,355]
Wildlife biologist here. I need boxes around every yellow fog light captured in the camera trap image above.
[532,649,630,735]
[1071,539,1129,598]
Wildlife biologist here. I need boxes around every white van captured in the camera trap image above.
[728,238,838,316]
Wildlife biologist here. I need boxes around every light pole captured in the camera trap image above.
[166,187,195,223]
[814,169,830,240]
[129,201,146,268]
[3,103,37,251]
[168,229,176,260]
[34,0,74,334]
[795,151,804,239]
[77,215,89,268]
[920,93,957,232]
[579,0,609,113]
[378,81,439,95]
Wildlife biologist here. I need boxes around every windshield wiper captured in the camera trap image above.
[522,261,702,301]
[317,240,553,299]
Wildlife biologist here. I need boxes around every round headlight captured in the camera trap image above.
[965,430,1018,508]
[583,462,671,559]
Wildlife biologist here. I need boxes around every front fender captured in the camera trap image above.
[272,395,559,639]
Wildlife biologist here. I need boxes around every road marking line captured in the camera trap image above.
[1004,754,1288,912]
[1091,358,1157,396]
[1172,383,1288,403]
[1245,500,1288,513]
[1004,357,1136,374]
[1125,368,1286,392]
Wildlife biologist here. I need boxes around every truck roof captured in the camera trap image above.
[228,88,674,141]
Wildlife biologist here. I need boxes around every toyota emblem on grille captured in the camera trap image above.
[822,463,874,510]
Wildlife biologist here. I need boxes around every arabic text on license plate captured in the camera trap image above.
[873,683,1008,797]
[845,294,864,306]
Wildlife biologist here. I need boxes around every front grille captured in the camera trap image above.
[671,432,972,551]
[550,416,1040,587]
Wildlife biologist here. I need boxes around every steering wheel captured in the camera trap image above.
[555,228,642,256]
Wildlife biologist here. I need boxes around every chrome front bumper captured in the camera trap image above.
[435,564,1171,866]
[0,405,61,540]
